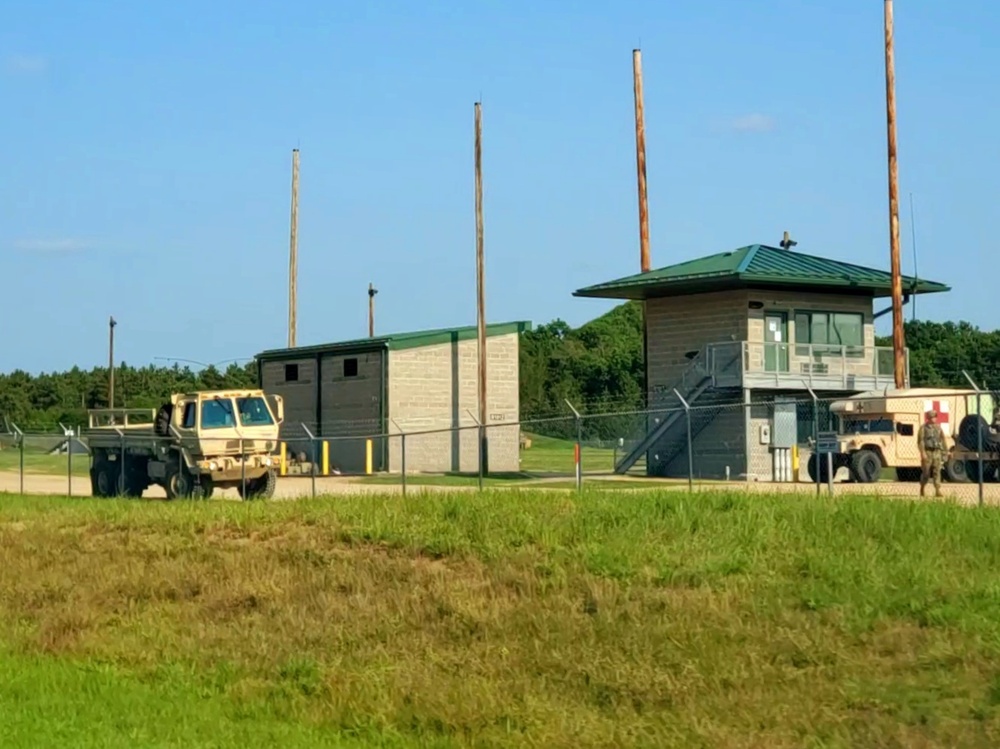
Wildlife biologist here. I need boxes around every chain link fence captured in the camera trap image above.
[1,387,997,502]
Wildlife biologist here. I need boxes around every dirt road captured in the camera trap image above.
[1,469,996,506]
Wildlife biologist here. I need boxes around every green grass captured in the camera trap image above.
[3,490,1000,747]
[0,447,90,476]
[517,432,617,474]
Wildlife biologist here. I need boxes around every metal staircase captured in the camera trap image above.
[614,345,743,475]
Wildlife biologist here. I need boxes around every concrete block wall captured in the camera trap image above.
[645,291,748,400]
[259,357,317,436]
[666,404,747,481]
[387,332,520,473]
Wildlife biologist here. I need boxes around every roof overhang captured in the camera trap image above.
[255,339,390,362]
[573,275,951,301]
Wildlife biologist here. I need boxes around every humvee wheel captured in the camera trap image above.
[807,454,831,482]
[238,469,276,500]
[850,449,882,483]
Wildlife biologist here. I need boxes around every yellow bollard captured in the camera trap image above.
[365,439,373,475]
[279,442,287,476]
[792,444,800,482]
[322,441,329,476]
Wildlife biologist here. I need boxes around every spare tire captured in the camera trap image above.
[154,403,173,437]
[958,414,1000,452]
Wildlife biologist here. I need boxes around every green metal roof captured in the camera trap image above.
[255,321,532,361]
[573,244,951,300]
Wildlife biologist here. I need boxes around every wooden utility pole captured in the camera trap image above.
[288,148,300,348]
[884,0,906,388]
[108,316,116,409]
[368,283,377,337]
[474,101,488,471]
[633,49,651,273]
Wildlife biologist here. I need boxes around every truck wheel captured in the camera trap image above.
[944,455,969,483]
[191,477,214,500]
[164,465,196,500]
[238,469,276,500]
[91,462,116,498]
[850,450,882,483]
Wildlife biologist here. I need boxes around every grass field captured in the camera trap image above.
[517,432,617,474]
[0,446,90,477]
[3,490,1000,747]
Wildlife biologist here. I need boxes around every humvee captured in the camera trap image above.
[810,387,999,483]
[84,389,283,499]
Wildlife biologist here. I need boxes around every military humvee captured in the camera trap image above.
[810,387,999,483]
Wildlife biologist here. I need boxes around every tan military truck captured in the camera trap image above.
[85,389,284,499]
[808,387,999,484]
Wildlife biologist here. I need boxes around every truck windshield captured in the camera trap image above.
[842,418,894,434]
[237,396,275,427]
[201,398,237,429]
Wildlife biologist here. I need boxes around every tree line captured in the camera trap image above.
[1,305,997,431]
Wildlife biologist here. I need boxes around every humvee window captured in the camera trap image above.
[182,402,196,429]
[843,418,893,434]
[237,396,275,427]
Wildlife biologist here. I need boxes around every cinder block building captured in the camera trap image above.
[573,243,949,481]
[255,321,529,474]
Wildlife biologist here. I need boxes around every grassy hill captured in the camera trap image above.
[2,491,1000,747]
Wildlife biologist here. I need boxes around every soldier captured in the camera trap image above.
[918,409,947,498]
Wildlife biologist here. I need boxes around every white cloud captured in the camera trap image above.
[11,238,92,252]
[727,113,777,133]
[4,55,48,75]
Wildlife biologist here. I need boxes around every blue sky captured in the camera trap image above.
[2,0,997,373]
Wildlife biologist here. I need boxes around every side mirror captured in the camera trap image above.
[268,394,284,425]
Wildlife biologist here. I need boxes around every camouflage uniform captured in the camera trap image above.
[918,412,946,497]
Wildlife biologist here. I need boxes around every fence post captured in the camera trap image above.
[240,437,246,499]
[466,410,484,492]
[67,427,73,499]
[115,427,126,498]
[673,389,694,492]
[12,424,24,496]
[807,387,820,497]
[302,424,317,499]
[565,400,582,493]
[963,373,986,507]
[391,419,406,498]
[977,388,985,507]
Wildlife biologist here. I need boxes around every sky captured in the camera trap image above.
[1,0,998,374]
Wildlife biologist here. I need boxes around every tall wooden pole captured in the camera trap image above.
[474,101,488,472]
[884,0,906,388]
[108,316,116,409]
[368,283,377,337]
[633,49,651,273]
[288,148,300,348]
